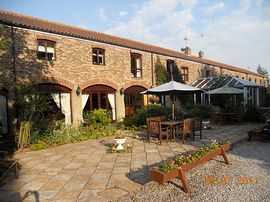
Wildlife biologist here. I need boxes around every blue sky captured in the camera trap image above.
[1,0,270,74]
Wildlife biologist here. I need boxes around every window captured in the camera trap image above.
[131,53,142,78]
[255,78,257,83]
[205,70,211,78]
[242,76,245,79]
[37,40,55,60]
[92,48,105,65]
[166,60,174,80]
[181,67,189,81]
[249,78,251,82]
[260,79,262,85]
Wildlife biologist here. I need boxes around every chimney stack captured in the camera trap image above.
[181,47,192,55]
[198,50,204,58]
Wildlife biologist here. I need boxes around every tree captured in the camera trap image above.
[257,64,269,87]
[155,57,168,86]
[257,64,269,78]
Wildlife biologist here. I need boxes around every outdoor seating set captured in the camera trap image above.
[146,116,202,144]
[248,119,270,141]
[211,112,243,124]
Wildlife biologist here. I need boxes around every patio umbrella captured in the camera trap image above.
[142,81,202,120]
[208,86,244,108]
[208,86,244,94]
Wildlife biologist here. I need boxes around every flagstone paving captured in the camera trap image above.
[0,123,258,201]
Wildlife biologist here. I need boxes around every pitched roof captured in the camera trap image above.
[0,10,263,77]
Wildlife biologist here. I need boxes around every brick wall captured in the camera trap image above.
[0,26,266,124]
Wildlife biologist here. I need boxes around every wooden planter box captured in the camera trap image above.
[150,168,178,185]
[150,144,230,193]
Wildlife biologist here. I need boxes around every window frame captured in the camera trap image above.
[130,53,142,78]
[92,48,105,65]
[166,60,175,80]
[181,67,189,82]
[37,39,56,61]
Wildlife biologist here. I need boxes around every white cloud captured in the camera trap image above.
[96,8,107,22]
[106,0,197,46]
[205,2,225,13]
[105,0,270,73]
[119,11,128,17]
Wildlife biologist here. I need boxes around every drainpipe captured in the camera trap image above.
[11,26,16,85]
[151,53,154,87]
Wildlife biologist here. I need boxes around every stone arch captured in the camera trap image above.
[123,81,151,90]
[80,79,118,90]
[33,77,75,90]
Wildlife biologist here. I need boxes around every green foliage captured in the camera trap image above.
[123,105,171,127]
[15,85,48,122]
[172,64,184,83]
[182,104,211,119]
[158,162,178,174]
[29,110,117,150]
[244,107,265,122]
[0,24,10,51]
[155,57,168,86]
[83,109,112,128]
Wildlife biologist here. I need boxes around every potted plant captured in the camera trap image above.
[114,130,127,151]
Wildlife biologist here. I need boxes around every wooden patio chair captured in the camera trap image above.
[192,117,202,141]
[232,113,242,124]
[146,117,168,144]
[178,118,193,143]
[211,112,223,124]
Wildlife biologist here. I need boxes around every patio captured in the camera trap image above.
[0,123,258,201]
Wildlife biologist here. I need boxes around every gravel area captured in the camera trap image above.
[114,141,270,202]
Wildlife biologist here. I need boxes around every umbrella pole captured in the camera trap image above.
[172,101,175,121]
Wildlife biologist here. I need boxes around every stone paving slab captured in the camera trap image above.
[0,123,258,201]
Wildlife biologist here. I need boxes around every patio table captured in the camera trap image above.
[223,113,235,124]
[161,121,183,142]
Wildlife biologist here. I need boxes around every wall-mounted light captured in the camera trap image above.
[76,86,81,96]
[120,87,124,95]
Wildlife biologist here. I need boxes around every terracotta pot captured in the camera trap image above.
[150,168,178,184]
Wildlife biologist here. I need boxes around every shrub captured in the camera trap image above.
[29,118,116,150]
[84,109,112,128]
[182,105,211,119]
[123,105,171,128]
[244,107,265,122]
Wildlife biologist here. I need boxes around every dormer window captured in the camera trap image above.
[37,40,55,60]
[131,53,142,78]
[92,48,105,65]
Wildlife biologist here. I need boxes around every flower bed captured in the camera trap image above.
[150,141,230,193]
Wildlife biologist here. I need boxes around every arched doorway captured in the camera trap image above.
[35,83,72,124]
[82,85,116,120]
[124,85,147,117]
